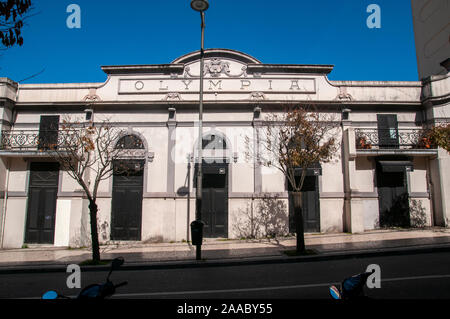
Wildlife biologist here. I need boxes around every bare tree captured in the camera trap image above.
[46,117,139,263]
[247,105,340,253]
[0,0,33,48]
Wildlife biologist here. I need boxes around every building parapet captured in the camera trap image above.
[0,78,18,102]
[421,73,450,105]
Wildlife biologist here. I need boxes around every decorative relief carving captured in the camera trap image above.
[205,58,231,77]
[335,87,354,101]
[184,58,248,78]
[250,92,266,101]
[163,92,182,101]
[336,93,353,101]
[83,88,102,102]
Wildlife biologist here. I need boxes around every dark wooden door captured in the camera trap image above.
[289,175,321,233]
[377,168,410,227]
[111,161,144,241]
[201,166,228,238]
[38,116,59,150]
[25,162,60,244]
[377,114,399,149]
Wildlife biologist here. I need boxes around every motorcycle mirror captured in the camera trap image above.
[329,286,342,300]
[106,257,125,282]
[42,290,58,300]
[111,257,124,270]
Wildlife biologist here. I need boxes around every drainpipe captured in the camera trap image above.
[426,158,435,227]
[0,158,11,248]
[187,153,191,243]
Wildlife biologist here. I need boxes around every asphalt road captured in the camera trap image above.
[1,251,450,300]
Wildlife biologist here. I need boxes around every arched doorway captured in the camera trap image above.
[110,134,145,241]
[195,132,230,238]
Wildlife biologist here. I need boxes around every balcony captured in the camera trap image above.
[0,130,77,156]
[352,128,438,157]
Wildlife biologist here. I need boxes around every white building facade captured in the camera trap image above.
[0,49,448,248]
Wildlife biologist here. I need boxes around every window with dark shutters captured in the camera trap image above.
[38,116,60,150]
[377,114,399,149]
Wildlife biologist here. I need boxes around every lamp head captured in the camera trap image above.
[191,0,209,12]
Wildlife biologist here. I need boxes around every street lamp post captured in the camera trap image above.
[191,0,208,261]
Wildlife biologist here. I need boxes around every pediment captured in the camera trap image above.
[97,48,336,100]
[172,48,261,65]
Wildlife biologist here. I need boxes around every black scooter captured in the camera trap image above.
[42,257,128,299]
[329,269,375,300]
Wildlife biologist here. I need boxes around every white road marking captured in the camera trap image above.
[113,282,339,298]
[24,273,450,299]
[113,274,450,298]
[381,274,450,282]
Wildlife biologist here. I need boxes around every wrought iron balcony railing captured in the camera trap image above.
[0,130,78,151]
[355,128,436,150]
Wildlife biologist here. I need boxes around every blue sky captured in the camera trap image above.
[0,0,419,83]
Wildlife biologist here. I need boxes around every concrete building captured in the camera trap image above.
[0,48,448,248]
[411,0,450,79]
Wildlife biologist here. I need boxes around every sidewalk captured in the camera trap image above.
[1,228,450,272]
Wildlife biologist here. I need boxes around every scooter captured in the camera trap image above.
[42,257,128,299]
[329,269,375,300]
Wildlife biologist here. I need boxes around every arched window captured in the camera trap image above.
[115,135,144,150]
[202,134,227,150]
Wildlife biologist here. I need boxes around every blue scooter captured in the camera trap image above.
[329,269,375,300]
[42,257,128,299]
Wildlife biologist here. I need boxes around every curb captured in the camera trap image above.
[1,243,450,275]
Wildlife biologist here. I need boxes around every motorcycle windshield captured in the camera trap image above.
[79,285,102,298]
[343,274,364,293]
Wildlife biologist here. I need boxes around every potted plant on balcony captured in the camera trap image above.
[417,136,432,149]
[427,124,450,152]
[356,135,372,149]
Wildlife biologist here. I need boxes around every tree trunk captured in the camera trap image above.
[89,200,101,263]
[292,192,305,253]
